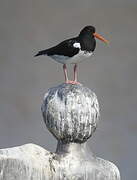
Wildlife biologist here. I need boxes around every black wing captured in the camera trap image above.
[35,37,80,58]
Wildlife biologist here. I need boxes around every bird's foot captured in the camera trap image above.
[65,80,80,85]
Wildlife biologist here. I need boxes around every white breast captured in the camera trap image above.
[66,50,93,64]
[50,51,93,64]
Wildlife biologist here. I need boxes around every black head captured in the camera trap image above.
[78,25,109,51]
[79,26,96,37]
[78,26,96,52]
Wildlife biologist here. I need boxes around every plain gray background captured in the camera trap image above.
[0,0,137,179]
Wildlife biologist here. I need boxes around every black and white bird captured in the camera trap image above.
[35,26,109,84]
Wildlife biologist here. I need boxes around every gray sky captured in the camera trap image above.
[0,0,137,179]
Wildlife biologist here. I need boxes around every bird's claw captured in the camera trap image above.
[65,80,80,85]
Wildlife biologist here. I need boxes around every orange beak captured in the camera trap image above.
[93,32,109,44]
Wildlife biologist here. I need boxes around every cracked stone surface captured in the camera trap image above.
[42,83,100,143]
[0,143,120,180]
[0,83,120,180]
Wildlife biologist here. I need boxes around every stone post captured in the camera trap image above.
[0,83,120,180]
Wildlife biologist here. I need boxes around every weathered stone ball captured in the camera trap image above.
[42,83,100,143]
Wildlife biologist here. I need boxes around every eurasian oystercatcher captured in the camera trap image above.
[35,26,109,84]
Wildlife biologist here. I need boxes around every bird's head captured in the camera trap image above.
[79,26,109,44]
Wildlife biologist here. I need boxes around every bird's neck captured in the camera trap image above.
[78,35,95,52]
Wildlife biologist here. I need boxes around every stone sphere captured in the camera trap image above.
[42,83,100,143]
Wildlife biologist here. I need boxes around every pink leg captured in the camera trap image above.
[63,64,80,84]
[74,64,78,82]
[63,64,68,83]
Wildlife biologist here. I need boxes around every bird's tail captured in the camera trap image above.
[34,50,47,57]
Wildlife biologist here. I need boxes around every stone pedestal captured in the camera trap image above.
[0,83,120,180]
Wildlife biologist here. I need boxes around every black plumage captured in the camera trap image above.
[35,26,97,59]
[35,38,80,58]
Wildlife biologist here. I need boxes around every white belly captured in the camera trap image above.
[50,50,93,64]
